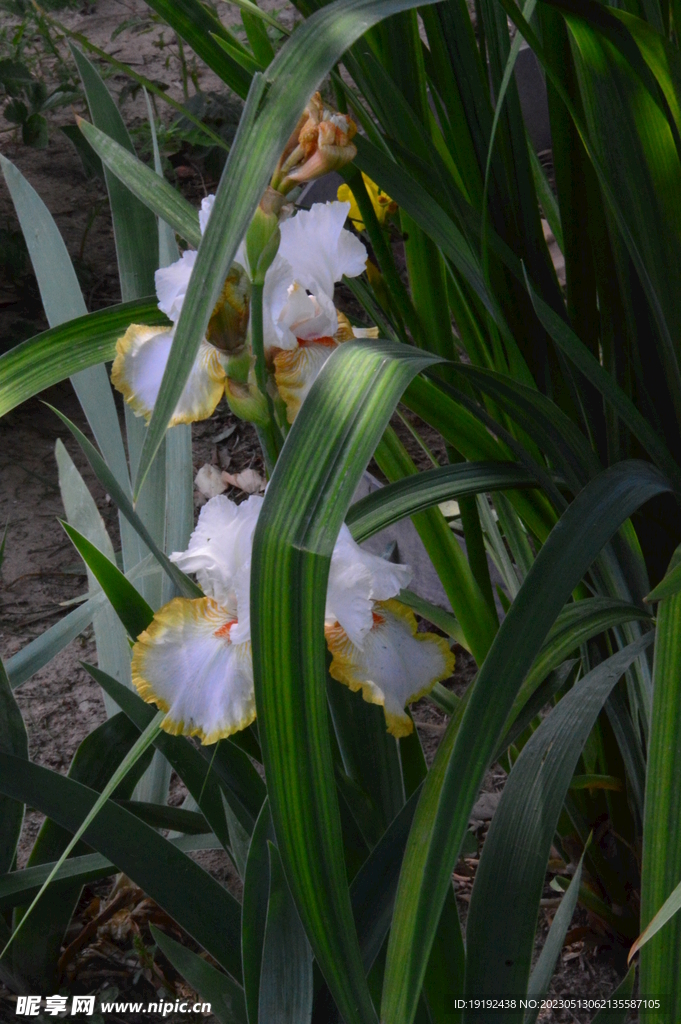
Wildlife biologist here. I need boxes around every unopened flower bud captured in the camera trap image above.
[224,376,270,427]
[271,93,357,194]
[206,264,251,353]
[246,198,282,286]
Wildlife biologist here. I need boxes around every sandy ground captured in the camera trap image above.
[0,1,627,1018]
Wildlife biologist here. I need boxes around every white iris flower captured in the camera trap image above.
[131,495,455,742]
[111,197,374,426]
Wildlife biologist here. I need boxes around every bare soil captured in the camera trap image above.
[0,2,628,1019]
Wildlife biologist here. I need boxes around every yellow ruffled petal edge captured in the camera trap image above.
[325,597,455,738]
[131,596,255,745]
[171,341,227,426]
[111,325,226,427]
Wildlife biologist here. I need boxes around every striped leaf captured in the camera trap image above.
[251,339,439,1024]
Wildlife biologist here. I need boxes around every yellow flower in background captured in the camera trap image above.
[337,173,398,231]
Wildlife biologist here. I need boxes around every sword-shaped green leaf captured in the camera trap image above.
[638,545,681,1014]
[346,461,536,541]
[0,752,242,980]
[382,461,670,1024]
[251,339,439,1024]
[151,925,247,1024]
[464,634,653,1018]
[61,522,154,640]
[0,299,166,418]
[76,119,201,247]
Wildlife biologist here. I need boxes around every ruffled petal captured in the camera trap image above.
[132,597,255,744]
[277,282,338,345]
[155,250,198,322]
[262,254,297,352]
[111,326,226,426]
[273,340,337,424]
[326,525,411,645]
[272,305,373,424]
[278,201,367,298]
[326,599,455,737]
[170,493,263,619]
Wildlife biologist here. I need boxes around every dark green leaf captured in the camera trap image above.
[8,711,154,991]
[252,340,438,1024]
[115,800,210,834]
[639,545,681,1014]
[143,0,253,97]
[60,124,104,180]
[525,274,681,495]
[646,559,681,602]
[346,461,536,542]
[151,925,247,1024]
[525,854,584,1023]
[242,800,276,1024]
[465,634,652,1009]
[0,155,129,488]
[0,657,27,875]
[77,119,200,246]
[61,521,153,639]
[71,46,157,303]
[0,299,168,418]
[0,853,114,912]
[22,113,48,149]
[0,754,242,979]
[48,405,201,600]
[258,842,313,1024]
[382,462,670,1024]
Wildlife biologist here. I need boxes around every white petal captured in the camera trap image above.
[278,201,367,299]
[277,283,337,346]
[325,525,412,646]
[132,597,255,744]
[170,493,263,616]
[326,599,455,737]
[111,326,225,426]
[199,194,216,235]
[262,254,296,351]
[155,250,198,322]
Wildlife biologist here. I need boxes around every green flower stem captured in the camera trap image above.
[251,282,268,393]
[250,280,283,474]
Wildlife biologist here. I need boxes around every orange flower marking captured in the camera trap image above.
[214,620,237,639]
[297,335,336,348]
